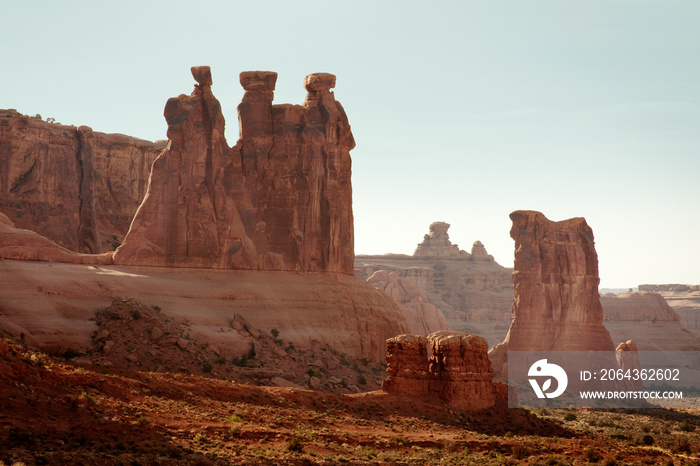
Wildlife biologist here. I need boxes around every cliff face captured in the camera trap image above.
[114,68,354,273]
[0,109,163,253]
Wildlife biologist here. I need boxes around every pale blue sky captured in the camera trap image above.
[3,1,699,287]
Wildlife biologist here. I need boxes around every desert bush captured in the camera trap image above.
[201,361,213,373]
[286,435,304,453]
[511,444,533,459]
[563,412,577,421]
[677,420,696,432]
[582,447,602,463]
[670,435,692,453]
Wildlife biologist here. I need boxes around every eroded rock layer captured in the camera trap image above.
[0,109,163,253]
[114,68,354,273]
[489,211,615,375]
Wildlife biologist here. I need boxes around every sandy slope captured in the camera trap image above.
[0,259,407,362]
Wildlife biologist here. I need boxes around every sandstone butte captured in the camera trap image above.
[489,211,616,376]
[0,67,410,362]
[382,331,508,411]
[0,109,164,253]
[113,67,355,273]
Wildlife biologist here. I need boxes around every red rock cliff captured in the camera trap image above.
[0,110,163,253]
[114,67,355,273]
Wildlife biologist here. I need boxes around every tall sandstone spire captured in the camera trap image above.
[489,211,615,375]
[114,67,355,273]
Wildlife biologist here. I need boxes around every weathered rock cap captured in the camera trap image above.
[240,71,278,91]
[304,73,336,92]
[191,66,213,87]
[429,330,489,351]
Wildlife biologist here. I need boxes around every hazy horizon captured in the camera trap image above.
[3,1,699,289]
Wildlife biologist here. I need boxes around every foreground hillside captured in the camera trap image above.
[2,334,699,465]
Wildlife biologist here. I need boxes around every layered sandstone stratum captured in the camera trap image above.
[0,67,409,362]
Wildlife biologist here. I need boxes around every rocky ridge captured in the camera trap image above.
[361,269,448,336]
[601,291,700,351]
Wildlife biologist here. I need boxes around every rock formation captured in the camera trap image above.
[470,240,494,261]
[413,222,467,259]
[356,222,512,346]
[602,292,700,351]
[489,211,615,375]
[637,285,700,336]
[0,109,163,253]
[382,331,505,411]
[0,212,112,264]
[615,340,643,391]
[364,270,448,336]
[114,67,354,273]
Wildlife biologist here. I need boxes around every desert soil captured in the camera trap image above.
[2,331,700,465]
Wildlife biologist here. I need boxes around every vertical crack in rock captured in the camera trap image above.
[76,126,98,254]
